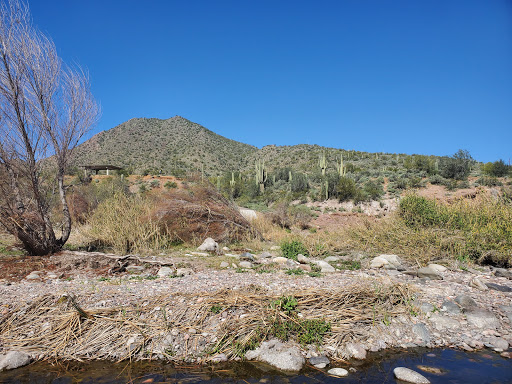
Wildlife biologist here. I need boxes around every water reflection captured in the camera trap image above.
[0,349,511,384]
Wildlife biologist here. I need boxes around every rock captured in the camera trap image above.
[197,237,218,252]
[485,282,512,292]
[239,208,258,221]
[299,264,312,272]
[309,355,330,366]
[429,314,460,330]
[427,264,447,273]
[412,323,431,345]
[455,295,478,311]
[190,252,209,256]
[441,301,461,315]
[210,353,228,363]
[417,267,442,280]
[370,256,389,269]
[239,261,253,269]
[126,265,145,274]
[327,368,349,377]
[239,252,255,262]
[273,257,289,265]
[324,256,339,262]
[245,339,305,372]
[313,260,336,273]
[220,262,229,268]
[466,309,500,329]
[501,351,512,359]
[494,268,512,279]
[260,251,273,259]
[297,254,310,264]
[393,367,430,384]
[470,278,488,291]
[380,254,402,268]
[26,272,41,280]
[176,268,193,277]
[346,343,367,359]
[0,351,31,371]
[483,336,509,350]
[419,302,434,314]
[157,267,174,277]
[46,273,59,279]
[270,245,281,251]
[416,365,445,375]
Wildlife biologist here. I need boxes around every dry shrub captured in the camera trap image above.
[82,194,166,254]
[266,203,312,230]
[67,192,90,224]
[152,182,258,244]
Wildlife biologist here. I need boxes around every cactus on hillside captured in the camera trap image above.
[319,152,327,176]
[337,154,346,177]
[255,160,267,193]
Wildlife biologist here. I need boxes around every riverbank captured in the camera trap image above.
[0,250,511,373]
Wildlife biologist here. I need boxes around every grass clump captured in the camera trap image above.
[281,240,308,260]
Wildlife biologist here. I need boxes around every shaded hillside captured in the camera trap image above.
[72,116,257,175]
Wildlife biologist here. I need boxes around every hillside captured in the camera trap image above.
[71,116,257,175]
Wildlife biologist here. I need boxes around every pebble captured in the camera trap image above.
[327,368,348,377]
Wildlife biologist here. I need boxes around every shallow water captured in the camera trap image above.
[1,349,511,384]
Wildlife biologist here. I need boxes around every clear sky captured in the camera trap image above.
[28,0,511,163]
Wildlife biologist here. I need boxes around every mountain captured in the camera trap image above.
[72,116,258,175]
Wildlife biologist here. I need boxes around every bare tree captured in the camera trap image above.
[0,0,99,255]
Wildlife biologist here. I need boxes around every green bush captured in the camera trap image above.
[281,240,308,260]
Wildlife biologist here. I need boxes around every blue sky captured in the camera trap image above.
[29,0,511,163]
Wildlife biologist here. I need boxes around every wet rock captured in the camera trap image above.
[0,351,31,371]
[483,336,509,350]
[309,355,330,366]
[485,282,512,292]
[441,301,461,315]
[393,367,430,384]
[455,295,478,311]
[427,264,447,273]
[327,368,349,377]
[416,365,445,375]
[429,314,460,331]
[466,309,500,329]
[157,267,174,277]
[197,238,218,252]
[210,353,228,363]
[501,351,511,358]
[417,267,442,280]
[469,278,488,291]
[412,323,431,345]
[346,343,367,359]
[245,339,304,372]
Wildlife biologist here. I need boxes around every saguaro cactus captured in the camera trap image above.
[255,160,267,193]
[337,154,346,177]
[319,152,327,176]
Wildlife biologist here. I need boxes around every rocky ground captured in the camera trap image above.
[0,241,511,381]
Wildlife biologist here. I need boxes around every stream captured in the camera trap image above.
[0,348,511,383]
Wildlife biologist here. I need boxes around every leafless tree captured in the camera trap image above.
[0,0,99,255]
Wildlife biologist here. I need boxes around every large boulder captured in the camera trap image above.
[245,339,305,371]
[197,237,218,252]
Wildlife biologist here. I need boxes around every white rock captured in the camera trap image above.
[470,278,488,291]
[327,368,349,377]
[176,268,193,277]
[346,342,367,359]
[157,267,174,277]
[370,256,389,269]
[197,237,218,252]
[273,257,289,265]
[393,367,430,383]
[245,339,304,371]
[297,254,310,264]
[379,254,402,267]
[220,262,229,268]
[427,264,447,273]
[324,256,340,262]
[0,351,31,371]
[239,208,258,221]
[239,261,253,269]
[313,260,336,273]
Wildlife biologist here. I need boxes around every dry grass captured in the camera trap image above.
[0,282,414,362]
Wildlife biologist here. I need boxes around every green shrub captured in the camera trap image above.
[164,181,177,189]
[281,240,308,260]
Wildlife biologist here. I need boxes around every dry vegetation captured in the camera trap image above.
[0,282,413,362]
